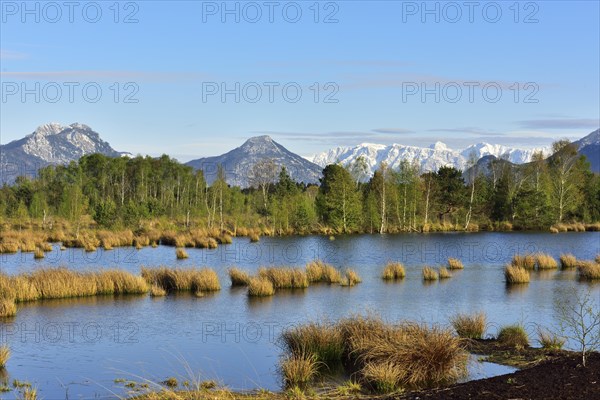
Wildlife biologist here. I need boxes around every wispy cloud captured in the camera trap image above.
[0,49,28,60]
[0,70,209,81]
[427,127,503,136]
[372,128,415,134]
[517,118,600,130]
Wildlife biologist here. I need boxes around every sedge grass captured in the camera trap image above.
[577,261,600,280]
[498,324,529,349]
[141,267,220,293]
[438,267,452,279]
[306,260,341,284]
[382,262,405,280]
[280,352,319,389]
[447,258,463,270]
[341,269,361,286]
[247,277,275,297]
[534,253,558,269]
[559,253,577,269]
[258,267,309,289]
[451,312,486,339]
[0,298,17,318]
[228,267,251,286]
[422,267,439,281]
[504,265,530,284]
[511,254,535,270]
[0,345,9,368]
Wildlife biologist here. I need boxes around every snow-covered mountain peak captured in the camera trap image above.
[33,122,65,137]
[430,141,450,151]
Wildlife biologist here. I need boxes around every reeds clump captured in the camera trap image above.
[0,268,148,302]
[504,265,530,284]
[438,267,452,279]
[451,312,486,339]
[341,269,362,286]
[362,361,403,394]
[33,248,45,259]
[447,258,463,270]
[306,260,341,284]
[176,248,188,259]
[150,284,167,297]
[141,267,220,293]
[249,233,260,243]
[537,328,565,350]
[247,276,275,297]
[422,266,439,281]
[535,253,558,269]
[511,254,535,270]
[577,261,600,280]
[258,267,309,289]
[280,352,319,389]
[559,253,577,269]
[281,322,344,363]
[228,267,251,286]
[0,345,9,368]
[498,324,529,349]
[382,262,405,280]
[0,298,17,318]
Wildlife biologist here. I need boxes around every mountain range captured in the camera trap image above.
[1,123,598,186]
[312,141,550,177]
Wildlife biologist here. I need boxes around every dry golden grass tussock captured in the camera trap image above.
[306,260,341,284]
[511,254,536,269]
[228,267,251,286]
[0,298,17,318]
[0,344,9,368]
[341,269,362,286]
[247,276,275,297]
[259,267,309,289]
[559,253,577,269]
[438,267,452,279]
[382,262,405,280]
[577,261,600,280]
[451,312,486,339]
[534,253,558,269]
[504,265,530,284]
[422,266,439,281]
[176,248,189,259]
[447,258,463,270]
[141,267,220,293]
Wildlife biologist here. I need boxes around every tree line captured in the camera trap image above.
[1,140,598,233]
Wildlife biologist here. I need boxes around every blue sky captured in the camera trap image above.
[1,0,599,160]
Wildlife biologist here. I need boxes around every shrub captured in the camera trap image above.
[228,267,251,286]
[438,267,452,279]
[451,312,486,339]
[505,265,530,284]
[247,277,275,297]
[0,345,9,368]
[535,253,558,269]
[560,254,577,269]
[280,353,319,389]
[382,262,405,280]
[447,258,463,270]
[498,324,529,349]
[422,267,439,281]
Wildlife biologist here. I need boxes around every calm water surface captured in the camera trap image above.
[0,232,599,399]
